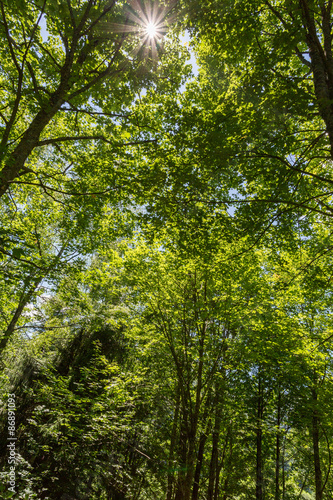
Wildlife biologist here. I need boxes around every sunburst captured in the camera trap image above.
[129,1,169,58]
[108,1,173,59]
[145,22,158,39]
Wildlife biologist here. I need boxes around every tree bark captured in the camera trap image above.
[221,428,233,500]
[282,432,286,500]
[312,387,323,500]
[174,415,188,500]
[207,395,221,500]
[300,0,333,157]
[275,390,281,500]
[166,386,181,500]
[256,373,264,500]
[191,430,208,500]
[0,47,76,197]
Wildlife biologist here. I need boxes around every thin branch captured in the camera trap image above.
[36,41,62,70]
[0,110,8,125]
[81,0,117,37]
[60,105,130,119]
[26,61,44,105]
[264,0,290,29]
[66,0,76,28]
[37,135,115,146]
[21,0,47,66]
[67,63,122,101]
[36,135,157,147]
[0,247,43,269]
[10,179,118,197]
[204,196,333,218]
[312,331,333,351]
[0,2,21,73]
[13,323,79,331]
[74,0,94,36]
[247,147,333,187]
[295,46,312,67]
[285,241,333,288]
[0,1,23,147]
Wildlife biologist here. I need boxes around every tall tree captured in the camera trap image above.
[0,0,191,353]
[0,0,180,196]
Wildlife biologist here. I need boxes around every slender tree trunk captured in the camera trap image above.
[207,429,219,500]
[183,313,207,500]
[0,276,43,353]
[275,390,281,500]
[183,428,197,500]
[0,245,66,353]
[312,388,323,500]
[214,429,229,500]
[192,429,208,500]
[282,434,286,500]
[207,398,221,500]
[221,428,233,500]
[214,461,223,500]
[256,373,264,500]
[174,415,188,500]
[166,387,181,500]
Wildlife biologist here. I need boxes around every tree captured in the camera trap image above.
[152,0,333,246]
[0,248,155,499]
[122,236,282,499]
[0,0,178,196]
[0,0,191,354]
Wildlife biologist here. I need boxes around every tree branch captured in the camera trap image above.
[36,135,157,147]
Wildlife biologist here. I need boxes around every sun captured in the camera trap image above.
[145,22,158,39]
[134,2,167,42]
[127,1,172,57]
[108,1,174,59]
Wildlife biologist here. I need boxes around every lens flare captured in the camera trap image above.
[145,22,158,39]
[107,2,175,59]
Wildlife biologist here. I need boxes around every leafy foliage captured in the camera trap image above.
[1,1,333,499]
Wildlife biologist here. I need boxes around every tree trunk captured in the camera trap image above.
[207,399,221,500]
[221,428,233,500]
[166,386,181,500]
[0,276,43,353]
[174,415,188,500]
[256,373,264,500]
[192,430,208,500]
[275,390,281,500]
[0,245,66,353]
[300,0,333,157]
[184,431,197,500]
[312,388,323,500]
[214,433,228,500]
[0,73,72,197]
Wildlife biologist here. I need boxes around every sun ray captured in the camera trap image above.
[116,1,172,57]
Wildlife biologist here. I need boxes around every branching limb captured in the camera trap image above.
[0,2,23,148]
[36,135,157,147]
[10,179,118,198]
[295,46,312,67]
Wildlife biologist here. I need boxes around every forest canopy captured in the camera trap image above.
[0,1,333,499]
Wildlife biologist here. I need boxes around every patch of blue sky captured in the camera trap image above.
[39,14,48,42]
[179,30,199,93]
